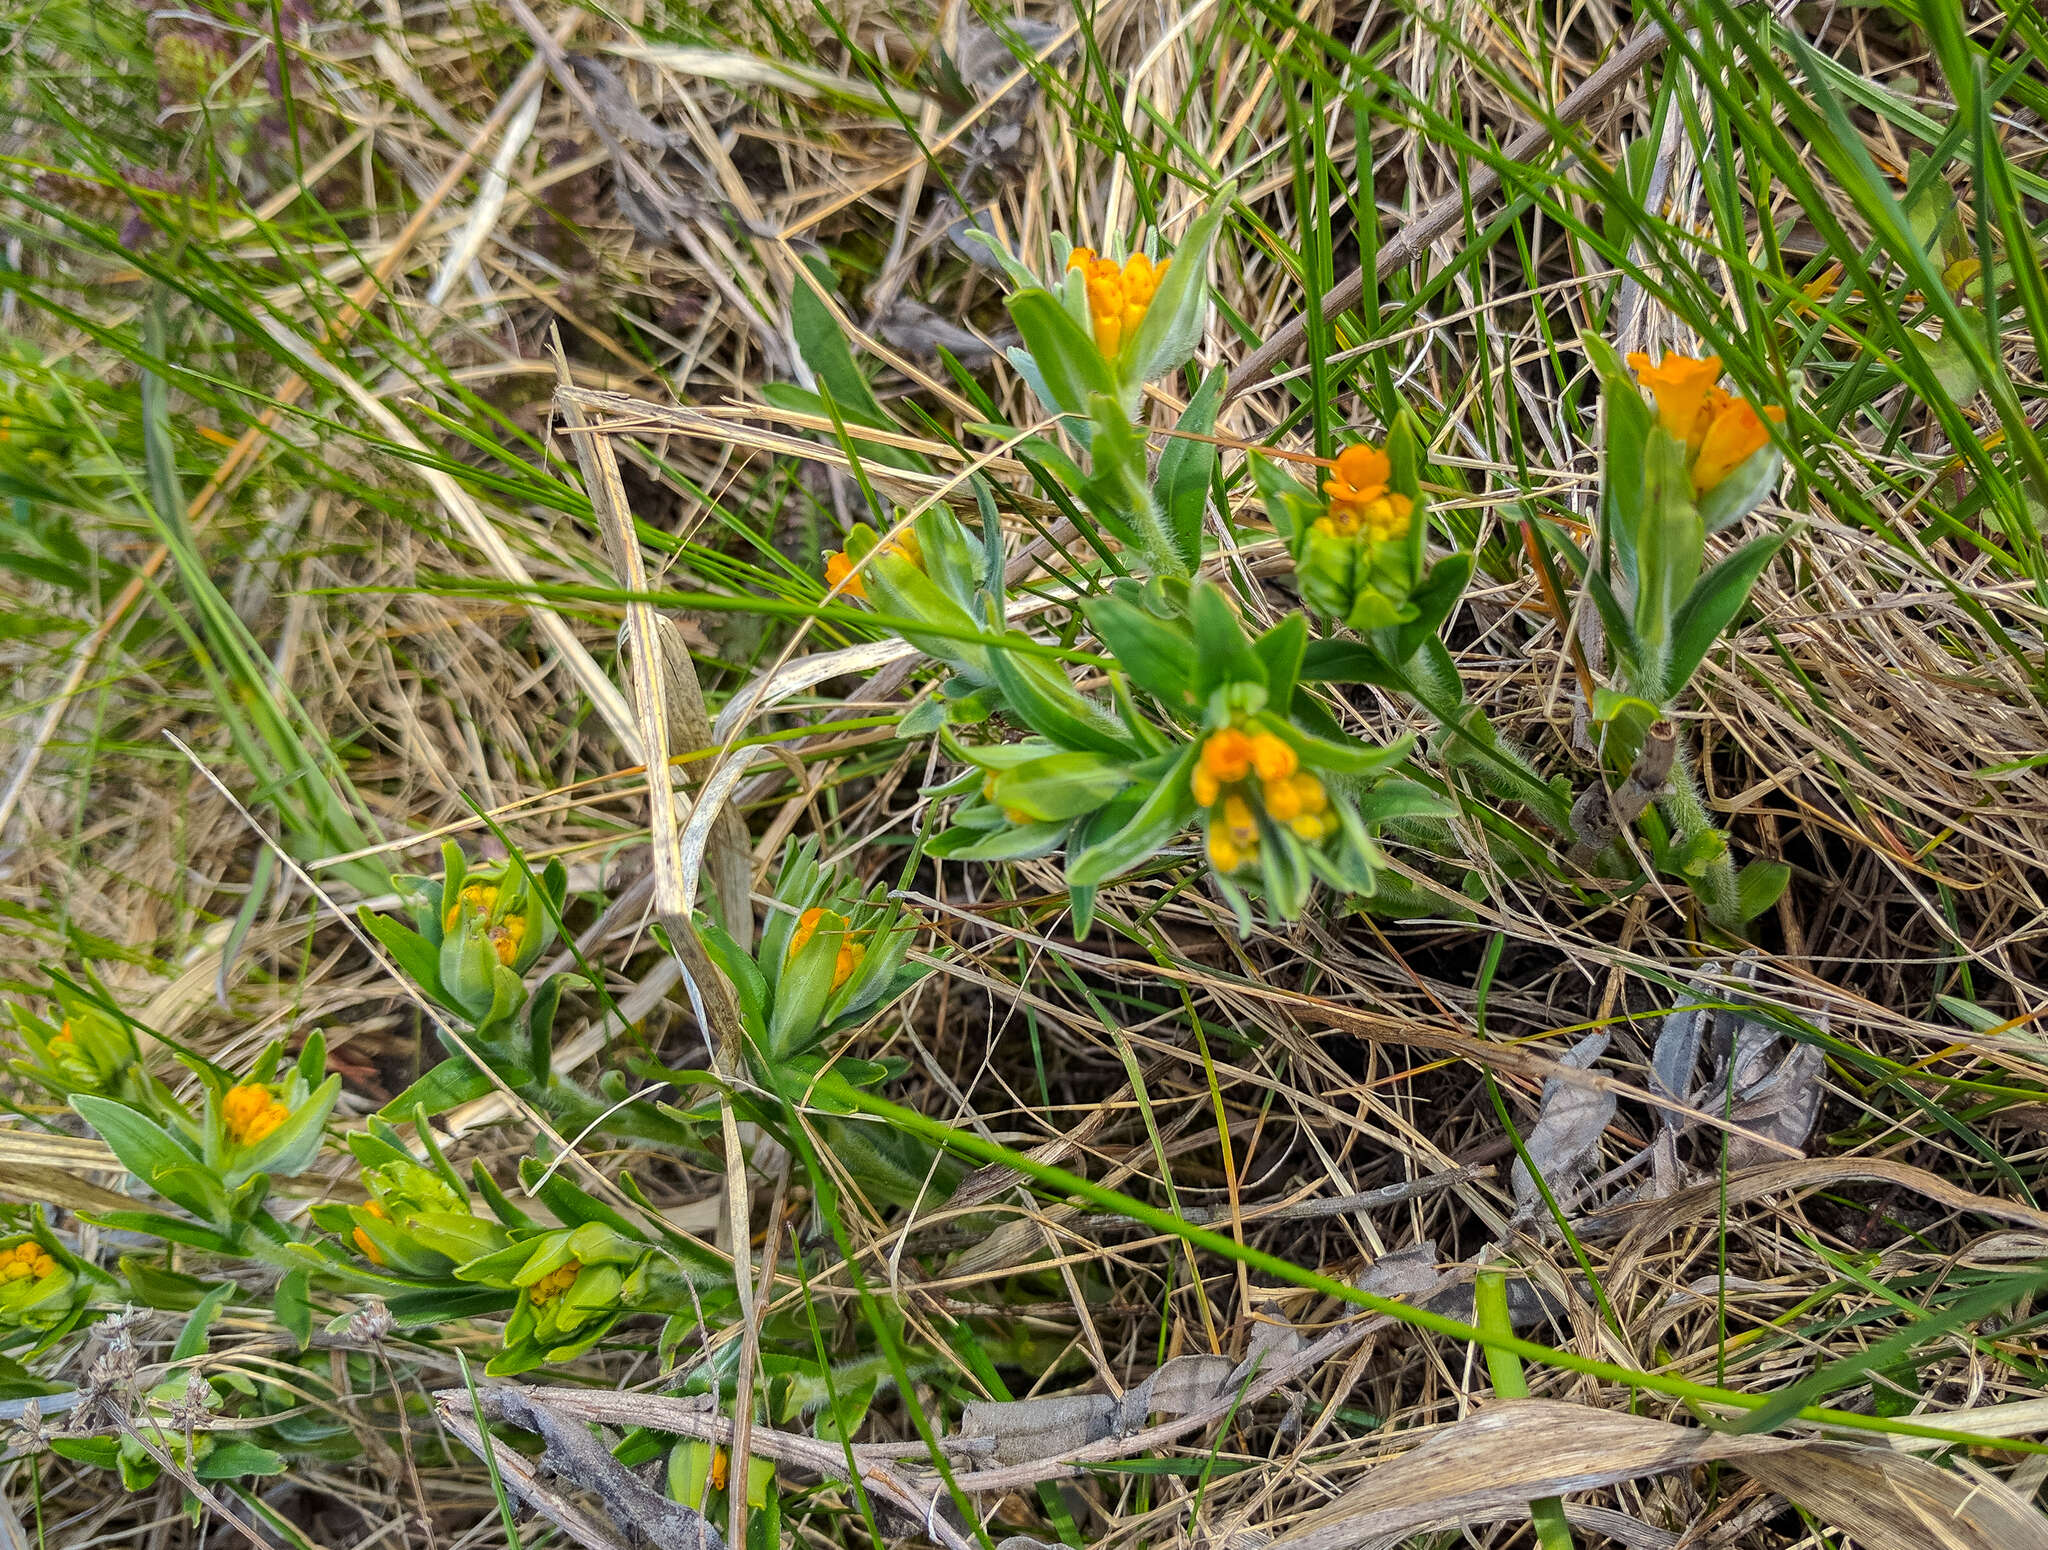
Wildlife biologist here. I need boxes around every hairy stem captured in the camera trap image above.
[1657,747,1739,926]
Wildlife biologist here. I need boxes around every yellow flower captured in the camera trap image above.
[0,1242,54,1284]
[1316,442,1413,544]
[444,881,527,965]
[1067,246,1170,358]
[1627,351,1784,495]
[221,1083,291,1148]
[531,1261,582,1303]
[1220,795,1259,848]
[1206,822,1251,873]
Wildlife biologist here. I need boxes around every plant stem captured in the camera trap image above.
[1657,747,1739,926]
[1475,1270,1576,1550]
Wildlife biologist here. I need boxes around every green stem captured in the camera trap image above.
[1476,1271,1576,1550]
[1657,749,1739,926]
[830,1084,2048,1456]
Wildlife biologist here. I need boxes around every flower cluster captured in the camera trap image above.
[1066,247,1169,359]
[0,1214,96,1348]
[457,1221,658,1374]
[444,882,527,968]
[363,844,562,1031]
[1628,352,1784,496]
[8,991,168,1112]
[1318,444,1413,546]
[1191,726,1332,874]
[0,1228,80,1343]
[1263,423,1444,636]
[220,1082,291,1148]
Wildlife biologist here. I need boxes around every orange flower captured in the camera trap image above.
[1067,246,1170,358]
[824,550,865,600]
[222,1082,291,1148]
[352,1200,389,1265]
[1248,731,1297,783]
[1322,443,1391,504]
[0,1242,54,1284]
[1627,352,1724,447]
[1198,728,1254,784]
[788,907,863,992]
[1318,442,1412,544]
[825,530,922,601]
[1627,351,1783,495]
[1691,396,1784,494]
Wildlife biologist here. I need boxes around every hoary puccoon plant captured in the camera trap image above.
[821,189,1791,930]
[13,836,954,1521]
[9,189,1793,1518]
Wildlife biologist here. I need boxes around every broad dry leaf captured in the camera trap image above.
[1511,1032,1616,1213]
[1272,1400,2048,1550]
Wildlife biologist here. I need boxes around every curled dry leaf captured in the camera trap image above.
[948,17,1072,97]
[1511,1031,1616,1215]
[959,1393,1117,1465]
[488,1387,730,1550]
[1639,963,1828,1190]
[1355,1241,1439,1301]
[1272,1400,2048,1550]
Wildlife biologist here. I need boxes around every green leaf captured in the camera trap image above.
[377,1056,497,1122]
[1734,860,1792,923]
[275,1268,312,1352]
[1188,581,1263,703]
[1253,613,1307,708]
[1584,569,1642,677]
[926,818,1073,862]
[1396,552,1475,657]
[1084,592,1197,710]
[1128,186,1234,385]
[195,1440,288,1479]
[359,909,449,1007]
[1265,719,1414,778]
[694,915,769,1037]
[49,1437,120,1469]
[1006,289,1118,418]
[1662,532,1787,701]
[983,616,1136,757]
[85,1211,237,1253]
[71,1096,207,1210]
[1633,430,1704,672]
[1593,348,1653,585]
[1066,744,1201,886]
[172,1281,234,1362]
[990,752,1134,823]
[791,275,895,431]
[1158,367,1224,565]
[1297,638,1409,693]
